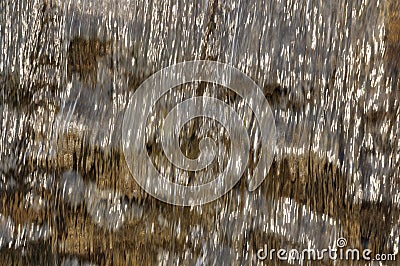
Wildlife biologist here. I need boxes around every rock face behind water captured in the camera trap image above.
[1,0,399,264]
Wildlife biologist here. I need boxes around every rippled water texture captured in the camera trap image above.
[1,0,399,265]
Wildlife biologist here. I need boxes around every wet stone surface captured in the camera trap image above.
[0,0,400,265]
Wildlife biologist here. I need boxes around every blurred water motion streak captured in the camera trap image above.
[0,0,399,264]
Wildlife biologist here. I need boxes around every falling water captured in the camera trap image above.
[1,0,399,264]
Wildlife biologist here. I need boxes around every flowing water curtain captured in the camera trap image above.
[1,0,399,264]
